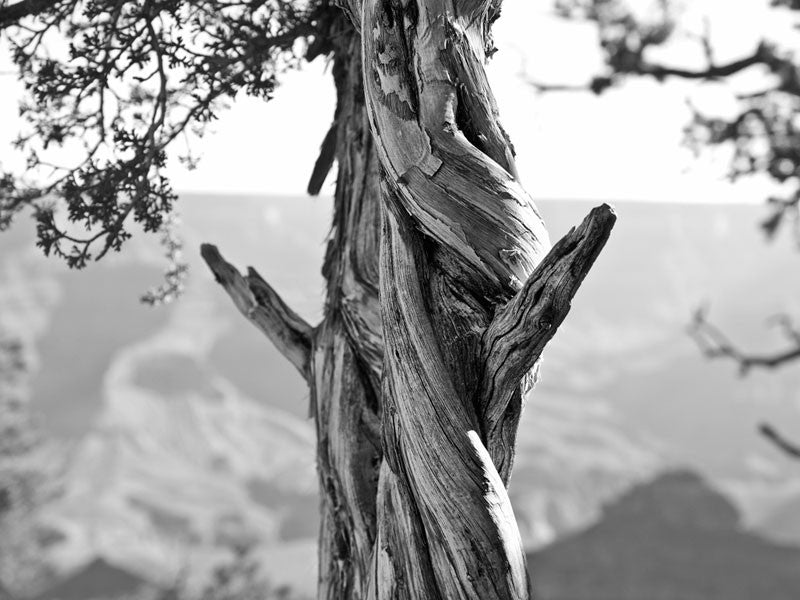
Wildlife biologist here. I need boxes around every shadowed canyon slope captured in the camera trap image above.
[531,470,800,600]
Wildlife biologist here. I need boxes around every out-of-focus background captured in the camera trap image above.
[2,1,800,599]
[4,197,800,599]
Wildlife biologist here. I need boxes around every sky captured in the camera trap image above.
[0,0,795,202]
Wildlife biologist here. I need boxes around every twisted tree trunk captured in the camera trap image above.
[202,2,615,599]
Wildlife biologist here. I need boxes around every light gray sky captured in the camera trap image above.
[0,0,794,202]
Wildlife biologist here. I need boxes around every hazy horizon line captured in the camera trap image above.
[176,191,766,206]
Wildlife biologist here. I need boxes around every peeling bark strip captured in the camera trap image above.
[200,243,313,380]
[362,0,550,295]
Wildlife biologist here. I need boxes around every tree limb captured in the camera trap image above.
[525,75,613,95]
[688,307,800,375]
[480,203,616,468]
[638,46,770,81]
[200,243,314,380]
[760,423,800,460]
[527,42,786,95]
[307,121,338,196]
[688,309,800,461]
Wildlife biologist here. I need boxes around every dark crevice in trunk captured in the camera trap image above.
[454,83,489,157]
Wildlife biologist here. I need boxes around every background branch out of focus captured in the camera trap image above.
[2,1,800,600]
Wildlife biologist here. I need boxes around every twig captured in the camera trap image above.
[688,306,800,375]
[760,423,800,459]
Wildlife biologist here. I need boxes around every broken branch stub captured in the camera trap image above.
[200,243,314,380]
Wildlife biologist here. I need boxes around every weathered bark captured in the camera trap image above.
[203,2,616,599]
[204,12,384,598]
[199,245,314,379]
[310,19,384,597]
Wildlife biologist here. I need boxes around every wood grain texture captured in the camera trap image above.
[200,243,313,380]
[312,321,381,599]
[360,2,615,598]
[205,3,615,599]
[360,2,542,597]
[481,204,617,479]
[375,197,529,599]
[312,21,384,600]
[363,0,551,295]
[203,18,385,598]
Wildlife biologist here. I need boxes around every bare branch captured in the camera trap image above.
[769,314,800,344]
[481,203,616,467]
[638,46,769,81]
[525,75,614,95]
[688,307,800,375]
[688,311,800,461]
[760,422,800,460]
[200,243,314,381]
[307,121,337,196]
[527,44,775,96]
